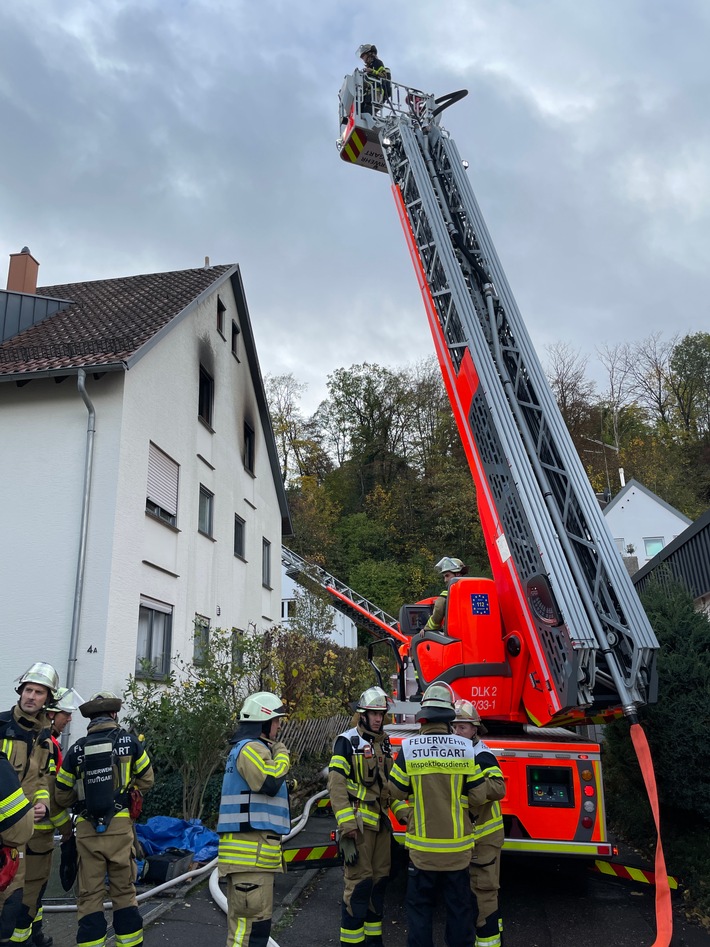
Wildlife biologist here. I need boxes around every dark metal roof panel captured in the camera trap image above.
[633,509,710,600]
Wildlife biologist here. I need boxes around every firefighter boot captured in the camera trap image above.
[474,910,502,947]
[32,931,53,947]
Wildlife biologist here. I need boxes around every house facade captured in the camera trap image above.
[602,478,691,569]
[0,251,291,721]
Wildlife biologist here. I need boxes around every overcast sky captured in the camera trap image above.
[2,1,709,413]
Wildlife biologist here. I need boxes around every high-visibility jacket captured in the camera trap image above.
[218,734,290,874]
[0,755,33,849]
[424,590,448,631]
[387,722,488,871]
[217,739,290,835]
[0,706,52,817]
[328,723,393,834]
[28,738,71,854]
[471,739,505,842]
[364,57,391,102]
[55,719,154,825]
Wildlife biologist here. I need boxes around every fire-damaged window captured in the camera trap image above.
[244,421,255,474]
[198,366,214,428]
[217,296,226,337]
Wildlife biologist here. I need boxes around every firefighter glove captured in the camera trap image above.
[340,835,359,867]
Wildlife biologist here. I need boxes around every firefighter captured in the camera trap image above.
[216,691,292,947]
[356,44,391,114]
[424,557,468,632]
[55,692,154,947]
[453,700,506,947]
[387,682,488,947]
[0,664,57,946]
[14,689,81,947]
[0,757,34,903]
[328,686,394,947]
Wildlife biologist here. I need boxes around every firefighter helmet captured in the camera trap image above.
[357,43,377,58]
[50,687,84,715]
[80,692,122,718]
[239,691,287,722]
[356,686,391,714]
[15,663,59,700]
[435,557,467,576]
[415,681,456,723]
[453,699,488,735]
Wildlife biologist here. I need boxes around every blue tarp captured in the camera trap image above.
[135,816,219,863]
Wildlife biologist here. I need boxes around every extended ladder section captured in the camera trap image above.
[338,72,658,726]
[281,546,404,643]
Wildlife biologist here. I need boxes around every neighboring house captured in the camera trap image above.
[280,564,358,649]
[633,509,710,617]
[602,478,691,570]
[0,248,291,715]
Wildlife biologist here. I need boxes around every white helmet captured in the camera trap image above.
[16,663,60,700]
[239,691,287,722]
[435,557,467,576]
[356,686,391,714]
[415,681,456,723]
[50,687,84,715]
[357,43,377,58]
[453,699,488,734]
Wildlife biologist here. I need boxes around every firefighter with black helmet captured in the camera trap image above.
[55,692,154,947]
[387,682,488,947]
[453,700,506,947]
[356,43,391,114]
[0,664,57,946]
[217,691,292,947]
[424,557,468,633]
[328,685,394,947]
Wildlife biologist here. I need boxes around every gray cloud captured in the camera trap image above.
[2,0,709,412]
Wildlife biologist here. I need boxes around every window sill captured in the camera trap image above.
[142,559,180,578]
[145,511,181,533]
[135,670,170,682]
[244,467,256,479]
[234,553,247,562]
[262,584,273,591]
[198,530,216,542]
[198,416,215,434]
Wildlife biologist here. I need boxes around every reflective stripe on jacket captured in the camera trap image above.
[328,725,392,834]
[472,740,505,841]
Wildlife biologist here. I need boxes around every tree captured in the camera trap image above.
[545,341,596,437]
[265,372,332,485]
[667,332,710,439]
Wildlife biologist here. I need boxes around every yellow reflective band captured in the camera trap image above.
[77,939,106,947]
[10,924,31,941]
[503,839,605,856]
[115,930,144,947]
[340,927,365,944]
[0,788,30,819]
[364,921,382,936]
[229,915,248,947]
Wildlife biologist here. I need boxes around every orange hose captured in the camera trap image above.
[630,723,673,947]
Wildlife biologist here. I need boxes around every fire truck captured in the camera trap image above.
[302,66,662,861]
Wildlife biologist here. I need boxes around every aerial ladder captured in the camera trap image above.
[337,67,672,943]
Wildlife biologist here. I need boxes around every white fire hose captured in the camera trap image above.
[45,787,330,947]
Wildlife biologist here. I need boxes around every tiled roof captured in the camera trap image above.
[0,264,233,376]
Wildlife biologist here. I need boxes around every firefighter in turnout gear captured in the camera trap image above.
[387,683,488,947]
[453,701,506,947]
[217,692,291,947]
[0,664,57,946]
[424,558,468,632]
[328,686,394,947]
[14,688,81,947]
[0,757,34,899]
[356,44,391,115]
[55,692,154,947]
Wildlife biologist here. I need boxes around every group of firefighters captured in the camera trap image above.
[0,559,502,947]
[0,662,153,947]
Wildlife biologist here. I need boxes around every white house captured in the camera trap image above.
[602,478,691,568]
[280,564,358,649]
[0,249,291,721]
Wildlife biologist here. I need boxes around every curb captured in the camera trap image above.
[273,868,321,926]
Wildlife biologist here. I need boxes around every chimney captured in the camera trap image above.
[7,247,40,294]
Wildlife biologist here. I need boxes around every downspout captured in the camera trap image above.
[66,368,96,692]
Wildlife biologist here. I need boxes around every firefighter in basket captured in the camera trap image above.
[55,692,154,947]
[217,691,293,947]
[0,664,57,947]
[328,686,394,947]
[424,558,468,633]
[453,700,506,947]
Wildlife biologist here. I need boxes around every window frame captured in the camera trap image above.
[136,598,173,679]
[193,614,210,666]
[145,442,179,527]
[198,484,214,538]
[262,537,272,589]
[234,513,246,559]
[643,536,665,558]
[217,296,226,338]
[231,320,240,359]
[244,421,255,475]
[198,366,214,428]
